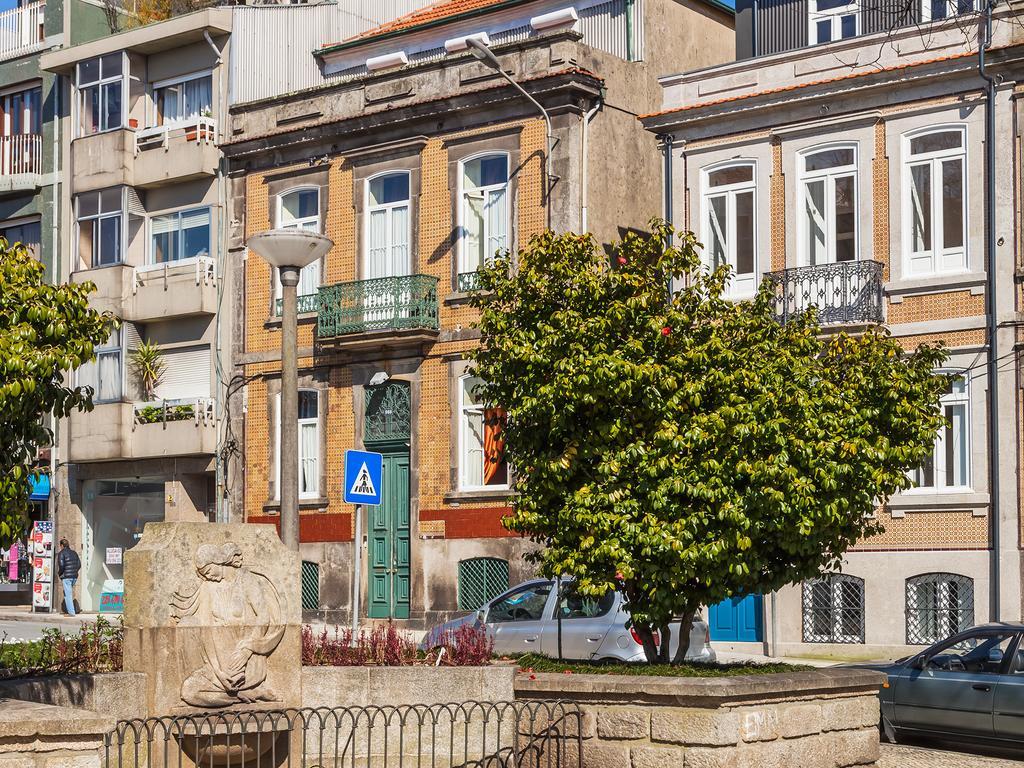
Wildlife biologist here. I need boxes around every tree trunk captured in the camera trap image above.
[672,608,698,665]
[657,622,671,664]
[635,624,659,663]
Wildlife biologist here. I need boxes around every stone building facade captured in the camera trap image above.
[643,2,1024,657]
[224,0,734,626]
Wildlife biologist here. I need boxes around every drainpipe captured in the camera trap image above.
[580,93,603,233]
[625,0,635,61]
[659,133,675,229]
[978,0,1001,621]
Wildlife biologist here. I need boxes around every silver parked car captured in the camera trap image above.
[423,578,716,663]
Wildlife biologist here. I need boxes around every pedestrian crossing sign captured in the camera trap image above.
[344,449,383,505]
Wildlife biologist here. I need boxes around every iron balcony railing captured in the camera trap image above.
[0,134,41,175]
[0,2,44,62]
[318,274,439,338]
[764,259,884,326]
[457,270,481,292]
[274,292,318,316]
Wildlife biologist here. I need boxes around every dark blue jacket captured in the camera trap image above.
[57,548,80,579]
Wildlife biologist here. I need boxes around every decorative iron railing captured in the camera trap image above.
[0,2,44,62]
[764,259,884,326]
[458,270,481,292]
[0,134,41,176]
[104,700,583,768]
[318,274,439,338]
[274,292,319,316]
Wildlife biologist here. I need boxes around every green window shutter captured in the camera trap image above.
[457,557,510,611]
[301,560,320,612]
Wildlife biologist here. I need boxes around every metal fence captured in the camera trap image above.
[764,259,884,326]
[104,700,582,768]
[317,274,439,338]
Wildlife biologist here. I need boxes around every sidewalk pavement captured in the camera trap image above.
[0,605,99,625]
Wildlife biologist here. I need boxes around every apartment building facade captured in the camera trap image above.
[224,0,734,626]
[643,0,1024,657]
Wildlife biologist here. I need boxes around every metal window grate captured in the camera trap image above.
[365,381,411,444]
[458,557,510,611]
[802,574,864,644]
[301,560,319,612]
[906,572,974,645]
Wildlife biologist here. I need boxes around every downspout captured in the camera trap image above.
[625,0,635,62]
[580,93,603,233]
[659,133,675,229]
[979,0,1001,620]
[203,31,223,64]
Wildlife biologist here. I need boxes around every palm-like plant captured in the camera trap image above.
[130,339,165,402]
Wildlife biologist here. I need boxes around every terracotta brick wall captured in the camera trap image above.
[855,508,989,550]
[887,291,986,325]
[770,138,786,271]
[871,120,890,280]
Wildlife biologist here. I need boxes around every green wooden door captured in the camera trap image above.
[368,451,410,619]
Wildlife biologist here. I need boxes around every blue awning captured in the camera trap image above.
[28,473,50,501]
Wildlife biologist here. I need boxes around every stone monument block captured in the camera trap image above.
[123,522,301,718]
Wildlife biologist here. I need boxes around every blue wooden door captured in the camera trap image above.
[709,594,763,642]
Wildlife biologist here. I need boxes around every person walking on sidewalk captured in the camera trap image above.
[56,538,81,616]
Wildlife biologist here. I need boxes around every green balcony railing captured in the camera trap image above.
[317,274,440,338]
[274,293,319,317]
[457,271,481,293]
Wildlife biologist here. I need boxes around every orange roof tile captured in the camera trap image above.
[640,50,977,122]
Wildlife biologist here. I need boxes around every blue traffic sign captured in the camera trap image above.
[344,449,383,505]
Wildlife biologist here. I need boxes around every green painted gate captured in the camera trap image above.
[365,382,412,620]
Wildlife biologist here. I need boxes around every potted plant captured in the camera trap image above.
[130,339,165,403]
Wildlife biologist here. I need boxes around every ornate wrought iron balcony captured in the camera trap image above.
[764,260,884,326]
[274,293,318,317]
[317,274,440,338]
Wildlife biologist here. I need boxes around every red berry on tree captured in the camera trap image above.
[661,327,671,336]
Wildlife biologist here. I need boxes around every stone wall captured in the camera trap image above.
[0,672,147,723]
[0,698,113,768]
[301,664,515,708]
[514,668,885,768]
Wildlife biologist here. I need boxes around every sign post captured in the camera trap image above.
[344,449,383,635]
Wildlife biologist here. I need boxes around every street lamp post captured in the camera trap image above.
[247,229,333,551]
[466,38,555,229]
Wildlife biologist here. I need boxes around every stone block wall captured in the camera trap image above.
[515,668,886,768]
[0,699,113,768]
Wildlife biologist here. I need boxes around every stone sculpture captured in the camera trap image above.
[170,542,286,708]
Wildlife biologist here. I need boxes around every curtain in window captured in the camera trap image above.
[485,188,507,261]
[464,194,485,271]
[97,350,121,402]
[390,204,410,277]
[299,421,318,495]
[483,407,507,485]
[464,409,485,488]
[368,208,387,278]
[183,76,212,119]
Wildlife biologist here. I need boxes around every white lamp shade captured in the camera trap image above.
[247,229,334,270]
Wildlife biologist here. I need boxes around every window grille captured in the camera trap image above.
[364,381,411,443]
[457,557,510,611]
[802,574,864,643]
[906,573,974,645]
[301,560,320,612]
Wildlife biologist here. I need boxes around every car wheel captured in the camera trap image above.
[879,715,898,744]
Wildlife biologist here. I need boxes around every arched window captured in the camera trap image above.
[366,172,411,279]
[701,162,756,298]
[459,153,510,285]
[799,144,858,266]
[458,557,510,611]
[906,573,974,645]
[911,372,970,490]
[903,126,967,276]
[277,187,322,304]
[802,573,864,643]
[458,374,508,490]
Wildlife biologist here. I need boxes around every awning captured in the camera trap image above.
[28,473,50,501]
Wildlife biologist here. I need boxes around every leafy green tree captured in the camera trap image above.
[470,221,948,663]
[0,242,113,545]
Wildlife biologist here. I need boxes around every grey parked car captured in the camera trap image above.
[423,578,716,663]
[874,623,1024,750]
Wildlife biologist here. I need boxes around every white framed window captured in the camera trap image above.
[0,217,41,259]
[275,187,321,299]
[922,0,975,21]
[809,0,858,44]
[153,72,213,127]
[458,374,508,491]
[275,389,320,500]
[76,53,125,136]
[802,574,864,644]
[903,126,967,276]
[365,172,410,279]
[76,188,124,268]
[911,373,970,491]
[799,145,858,266]
[701,161,757,297]
[905,573,974,645]
[150,207,211,264]
[77,327,123,403]
[459,153,510,278]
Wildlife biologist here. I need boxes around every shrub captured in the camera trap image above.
[433,623,494,666]
[0,616,122,679]
[301,621,493,666]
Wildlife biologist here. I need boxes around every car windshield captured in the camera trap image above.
[488,582,553,622]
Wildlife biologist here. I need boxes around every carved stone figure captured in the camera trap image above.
[170,542,285,708]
